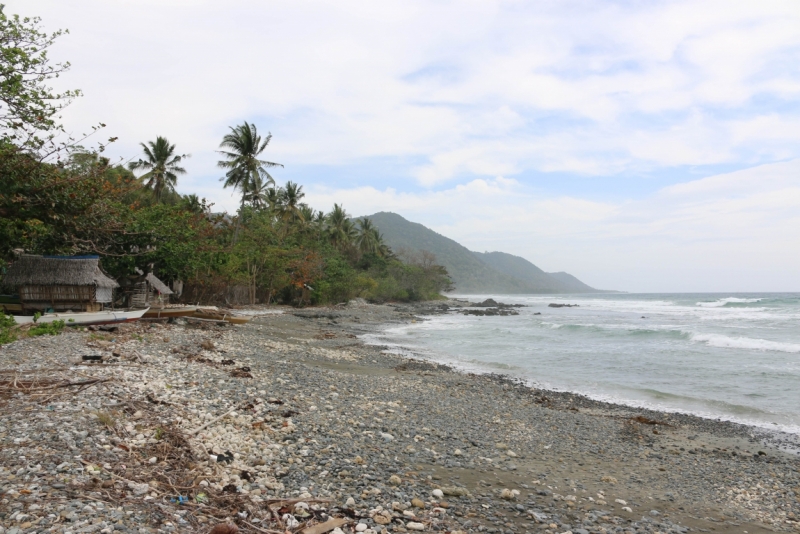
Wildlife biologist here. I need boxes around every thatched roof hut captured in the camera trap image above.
[145,272,173,295]
[121,268,173,308]
[1,255,119,312]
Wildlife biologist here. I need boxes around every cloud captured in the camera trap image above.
[8,0,800,187]
[306,160,800,292]
[6,0,800,290]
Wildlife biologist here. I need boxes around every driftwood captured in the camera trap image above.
[301,517,349,534]
[0,377,111,392]
[188,409,237,435]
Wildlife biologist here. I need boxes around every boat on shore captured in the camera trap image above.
[13,307,149,326]
[192,308,252,324]
[142,306,198,319]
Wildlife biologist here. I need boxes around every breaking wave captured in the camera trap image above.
[691,333,800,353]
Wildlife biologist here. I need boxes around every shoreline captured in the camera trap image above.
[357,299,800,443]
[0,300,798,534]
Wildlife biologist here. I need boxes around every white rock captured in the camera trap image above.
[406,522,425,531]
[346,497,356,507]
[282,514,300,529]
[615,499,627,505]
[453,449,463,456]
[148,457,158,464]
[380,432,394,441]
[355,524,368,532]
[500,488,516,500]
[432,489,444,499]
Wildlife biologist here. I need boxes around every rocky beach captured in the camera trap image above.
[1,300,799,534]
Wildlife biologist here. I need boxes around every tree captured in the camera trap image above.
[217,122,282,213]
[278,181,305,224]
[128,136,188,202]
[180,194,208,214]
[0,6,80,154]
[242,174,271,210]
[356,217,381,255]
[326,204,356,248]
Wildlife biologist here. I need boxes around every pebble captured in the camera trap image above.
[0,301,795,534]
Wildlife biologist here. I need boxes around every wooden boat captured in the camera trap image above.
[13,307,149,326]
[192,309,252,324]
[142,306,198,319]
[0,295,22,313]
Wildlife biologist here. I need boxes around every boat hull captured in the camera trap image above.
[192,311,252,324]
[13,308,149,326]
[142,306,198,319]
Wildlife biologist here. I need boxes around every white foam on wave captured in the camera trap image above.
[696,297,762,307]
[692,333,800,353]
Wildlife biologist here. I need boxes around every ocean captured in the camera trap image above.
[362,293,800,434]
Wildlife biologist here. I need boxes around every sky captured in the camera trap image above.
[8,0,800,292]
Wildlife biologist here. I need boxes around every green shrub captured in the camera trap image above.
[0,314,17,345]
[29,319,65,337]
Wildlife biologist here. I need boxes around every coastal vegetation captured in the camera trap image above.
[0,6,452,306]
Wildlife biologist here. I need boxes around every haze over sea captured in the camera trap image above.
[364,293,800,434]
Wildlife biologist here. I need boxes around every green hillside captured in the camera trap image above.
[547,271,597,293]
[366,212,603,294]
[365,212,531,293]
[472,251,566,292]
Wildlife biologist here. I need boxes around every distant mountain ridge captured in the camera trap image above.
[366,212,609,294]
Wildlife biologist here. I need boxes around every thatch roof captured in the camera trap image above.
[145,272,173,295]
[1,255,119,290]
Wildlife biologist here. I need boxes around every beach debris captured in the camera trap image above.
[630,415,671,426]
[442,486,470,497]
[302,518,349,534]
[208,523,238,534]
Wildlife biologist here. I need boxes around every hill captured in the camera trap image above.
[547,271,598,293]
[365,212,533,293]
[366,212,605,294]
[471,251,565,292]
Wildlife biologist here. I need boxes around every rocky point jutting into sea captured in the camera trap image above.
[1,299,798,534]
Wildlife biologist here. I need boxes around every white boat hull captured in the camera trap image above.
[13,308,149,326]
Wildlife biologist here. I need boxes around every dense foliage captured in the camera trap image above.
[0,6,452,306]
[0,144,452,305]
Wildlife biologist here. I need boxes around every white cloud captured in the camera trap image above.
[7,0,800,185]
[5,0,800,290]
[306,160,800,292]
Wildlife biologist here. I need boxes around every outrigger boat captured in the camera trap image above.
[142,306,198,319]
[193,308,252,325]
[13,307,149,326]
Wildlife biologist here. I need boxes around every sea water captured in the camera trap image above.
[362,293,800,434]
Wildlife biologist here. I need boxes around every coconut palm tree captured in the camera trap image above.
[128,137,189,202]
[299,205,315,226]
[242,174,272,210]
[278,181,305,224]
[356,217,381,255]
[326,204,357,248]
[180,194,205,213]
[217,122,283,213]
